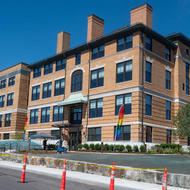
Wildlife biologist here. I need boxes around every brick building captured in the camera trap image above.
[1,4,190,149]
[0,63,30,140]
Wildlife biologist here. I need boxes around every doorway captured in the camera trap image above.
[69,131,81,151]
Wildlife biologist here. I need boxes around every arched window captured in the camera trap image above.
[71,70,83,92]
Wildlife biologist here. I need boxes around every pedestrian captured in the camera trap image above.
[43,138,47,150]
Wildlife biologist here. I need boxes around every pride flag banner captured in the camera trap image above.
[115,105,124,140]
[23,117,28,141]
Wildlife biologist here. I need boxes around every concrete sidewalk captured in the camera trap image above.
[0,160,185,190]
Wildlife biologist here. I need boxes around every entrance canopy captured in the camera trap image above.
[59,93,88,106]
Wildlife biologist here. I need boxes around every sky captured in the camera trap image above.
[0,0,190,71]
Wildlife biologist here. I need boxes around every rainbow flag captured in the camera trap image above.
[115,105,124,140]
[23,117,28,141]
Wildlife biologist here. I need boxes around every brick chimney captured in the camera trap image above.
[56,31,70,54]
[87,14,104,42]
[130,4,153,28]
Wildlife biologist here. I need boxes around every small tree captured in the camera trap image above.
[173,103,190,138]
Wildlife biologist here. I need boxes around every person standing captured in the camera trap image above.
[43,138,47,150]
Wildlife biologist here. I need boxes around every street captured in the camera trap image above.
[0,166,136,190]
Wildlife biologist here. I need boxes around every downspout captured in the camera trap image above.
[141,33,145,145]
[85,49,91,143]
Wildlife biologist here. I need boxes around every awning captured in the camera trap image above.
[59,93,88,106]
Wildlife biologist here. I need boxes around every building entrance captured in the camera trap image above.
[69,131,81,151]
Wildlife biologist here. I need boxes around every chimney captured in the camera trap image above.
[130,4,153,28]
[56,31,70,54]
[87,14,104,42]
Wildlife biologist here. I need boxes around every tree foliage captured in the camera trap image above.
[173,103,190,138]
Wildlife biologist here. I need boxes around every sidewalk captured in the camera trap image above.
[0,160,185,190]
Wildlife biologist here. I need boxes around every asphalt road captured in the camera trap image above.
[0,167,136,190]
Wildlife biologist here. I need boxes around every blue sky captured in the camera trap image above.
[0,0,190,71]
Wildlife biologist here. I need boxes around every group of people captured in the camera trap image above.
[42,138,68,153]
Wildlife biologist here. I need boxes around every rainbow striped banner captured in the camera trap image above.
[115,105,124,140]
[23,117,28,141]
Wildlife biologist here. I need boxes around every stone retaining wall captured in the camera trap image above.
[0,153,190,189]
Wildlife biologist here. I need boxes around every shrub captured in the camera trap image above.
[83,143,89,150]
[140,145,146,152]
[133,145,139,152]
[126,145,132,152]
[89,144,95,150]
[119,145,125,152]
[77,144,82,150]
[104,144,109,151]
[95,144,101,150]
[109,144,114,151]
[115,145,124,152]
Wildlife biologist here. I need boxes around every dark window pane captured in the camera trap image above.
[89,98,103,118]
[88,127,101,141]
[33,67,41,78]
[145,62,152,83]
[71,70,83,92]
[146,126,152,142]
[145,95,152,116]
[76,53,81,65]
[92,45,104,60]
[116,61,132,83]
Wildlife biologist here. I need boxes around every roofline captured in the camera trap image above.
[0,62,28,73]
[131,3,153,11]
[29,23,177,69]
[167,33,190,48]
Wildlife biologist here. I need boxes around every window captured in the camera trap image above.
[166,129,172,144]
[3,133,9,140]
[117,35,132,51]
[71,70,83,92]
[146,126,152,142]
[51,130,60,139]
[30,109,39,124]
[186,63,189,95]
[186,49,189,56]
[0,95,5,107]
[76,53,81,65]
[54,78,65,96]
[32,85,40,101]
[115,93,132,115]
[145,94,152,116]
[92,45,104,60]
[145,61,152,83]
[166,101,171,120]
[0,115,2,127]
[0,79,6,89]
[70,106,82,124]
[28,131,37,138]
[7,92,14,106]
[33,67,41,78]
[8,76,15,86]
[88,127,101,141]
[114,125,131,141]
[165,48,171,61]
[166,70,171,90]
[41,107,50,123]
[89,98,103,118]
[90,68,104,88]
[188,136,190,146]
[43,82,52,98]
[116,60,132,83]
[53,106,64,122]
[56,59,66,71]
[5,113,11,127]
[44,63,53,75]
[146,36,152,51]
